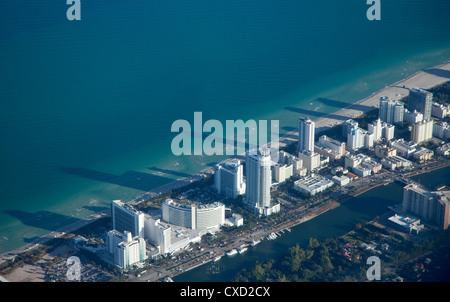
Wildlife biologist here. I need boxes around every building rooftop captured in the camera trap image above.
[388,214,423,234]
[433,191,450,205]
[294,174,334,191]
[404,183,435,199]
[113,200,142,215]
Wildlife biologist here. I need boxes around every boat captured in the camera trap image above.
[266,232,277,240]
[226,249,238,256]
[238,247,248,254]
[213,255,222,262]
[251,239,261,246]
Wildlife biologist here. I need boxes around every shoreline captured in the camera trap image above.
[142,61,450,199]
[273,61,450,149]
[1,60,450,274]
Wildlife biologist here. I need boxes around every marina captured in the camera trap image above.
[174,178,407,282]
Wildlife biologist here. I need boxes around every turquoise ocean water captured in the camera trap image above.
[0,0,450,254]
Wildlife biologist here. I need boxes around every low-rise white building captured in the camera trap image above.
[413,147,434,162]
[374,144,397,159]
[298,150,321,172]
[389,155,413,169]
[432,102,450,119]
[404,109,423,125]
[272,150,303,182]
[436,143,450,156]
[332,175,351,186]
[433,121,450,140]
[226,213,244,227]
[317,135,346,156]
[294,174,334,196]
[390,139,417,158]
[344,154,365,169]
[272,163,293,183]
[353,166,372,177]
[381,157,397,170]
[388,214,423,235]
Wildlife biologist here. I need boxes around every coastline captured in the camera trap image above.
[273,61,450,150]
[142,61,450,198]
[1,61,450,279]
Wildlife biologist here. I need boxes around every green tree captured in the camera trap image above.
[308,238,320,249]
[277,274,289,282]
[300,268,314,281]
[252,264,265,281]
[320,255,334,271]
[306,249,314,260]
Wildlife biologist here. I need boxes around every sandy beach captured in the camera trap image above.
[273,62,450,150]
[0,61,449,282]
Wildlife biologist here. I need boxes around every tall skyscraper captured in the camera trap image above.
[408,88,433,120]
[246,147,272,208]
[111,200,145,238]
[298,117,315,153]
[379,96,404,125]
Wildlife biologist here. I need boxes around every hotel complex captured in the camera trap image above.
[108,198,229,268]
[161,199,225,230]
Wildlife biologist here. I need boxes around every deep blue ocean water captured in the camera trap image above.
[0,0,449,253]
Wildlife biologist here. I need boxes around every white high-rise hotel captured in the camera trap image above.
[245,147,280,216]
[379,96,404,125]
[298,117,315,153]
[106,230,147,270]
[246,147,272,208]
[298,117,321,171]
